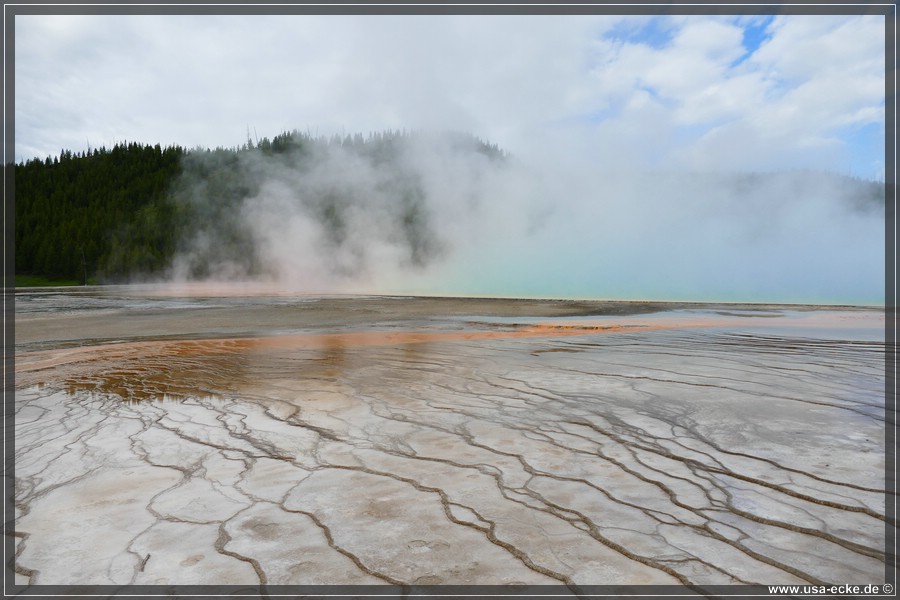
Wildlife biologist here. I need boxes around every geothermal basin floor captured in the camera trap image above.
[12,288,887,589]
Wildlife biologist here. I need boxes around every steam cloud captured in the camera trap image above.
[165,130,884,305]
[168,131,544,293]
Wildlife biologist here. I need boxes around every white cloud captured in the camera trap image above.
[564,14,885,173]
[15,13,884,175]
[751,15,884,82]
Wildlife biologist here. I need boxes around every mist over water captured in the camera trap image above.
[165,131,884,306]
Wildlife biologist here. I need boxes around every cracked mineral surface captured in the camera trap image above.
[13,286,886,587]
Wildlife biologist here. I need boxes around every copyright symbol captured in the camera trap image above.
[884,583,894,594]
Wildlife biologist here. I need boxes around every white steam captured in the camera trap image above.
[167,133,883,305]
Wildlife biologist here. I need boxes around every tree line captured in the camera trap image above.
[14,130,506,284]
[15,142,186,282]
[13,129,883,286]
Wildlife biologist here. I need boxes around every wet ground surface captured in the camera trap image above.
[12,286,887,587]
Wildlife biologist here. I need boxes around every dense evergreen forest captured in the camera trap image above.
[13,128,884,285]
[15,142,185,282]
[14,130,506,284]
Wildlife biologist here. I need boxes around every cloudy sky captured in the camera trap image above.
[15,12,885,176]
[13,11,888,304]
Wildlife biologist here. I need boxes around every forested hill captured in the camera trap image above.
[15,142,185,282]
[14,130,506,284]
[13,129,885,286]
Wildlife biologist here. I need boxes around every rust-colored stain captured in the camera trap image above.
[16,317,742,375]
[16,309,882,379]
